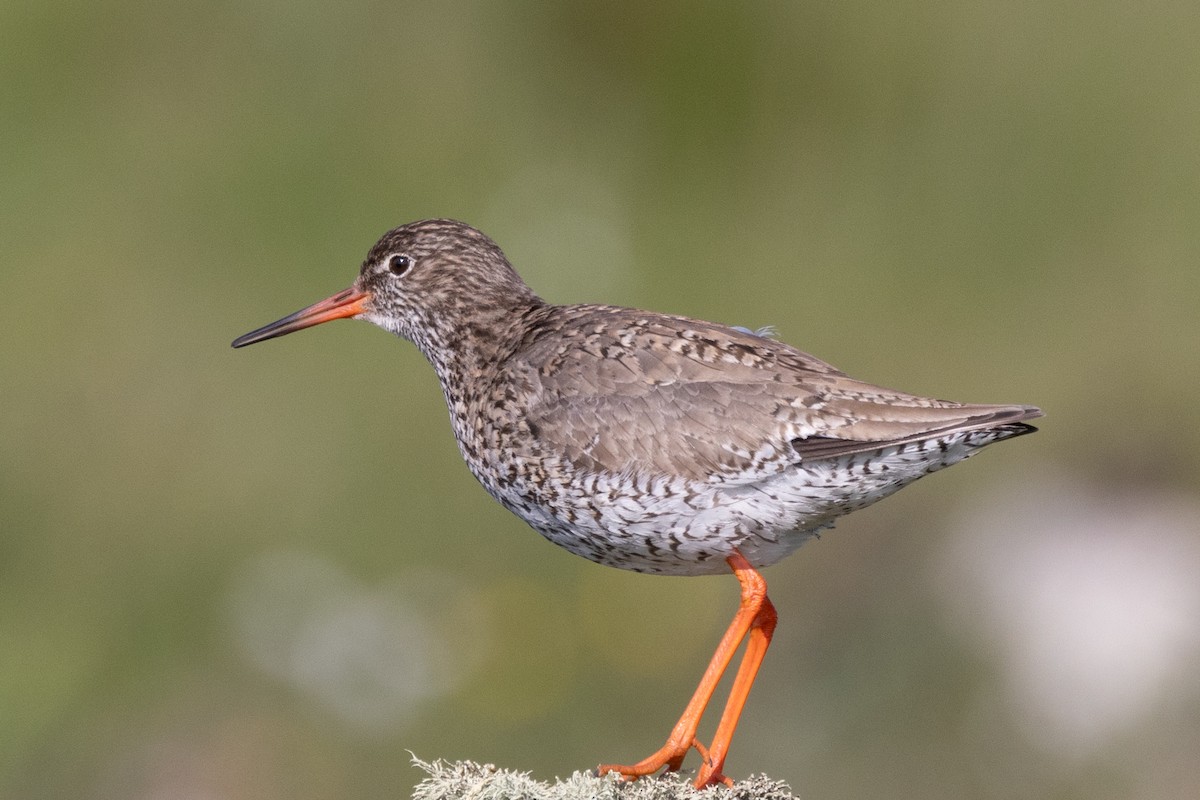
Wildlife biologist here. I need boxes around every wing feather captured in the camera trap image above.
[510,306,1041,481]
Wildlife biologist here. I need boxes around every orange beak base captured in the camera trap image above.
[231,287,371,348]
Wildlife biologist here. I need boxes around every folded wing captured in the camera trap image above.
[514,308,1041,482]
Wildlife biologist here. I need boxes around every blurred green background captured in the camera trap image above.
[4,2,1199,798]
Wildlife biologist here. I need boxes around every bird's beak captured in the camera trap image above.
[232,286,372,348]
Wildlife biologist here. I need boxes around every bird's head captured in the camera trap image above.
[232,219,539,352]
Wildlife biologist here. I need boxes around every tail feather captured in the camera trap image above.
[792,404,1042,460]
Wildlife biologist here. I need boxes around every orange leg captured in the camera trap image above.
[598,551,777,789]
[696,582,776,787]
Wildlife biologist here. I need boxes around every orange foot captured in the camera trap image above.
[597,736,704,780]
[596,551,777,790]
[598,737,733,788]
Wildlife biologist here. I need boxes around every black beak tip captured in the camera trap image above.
[231,326,278,349]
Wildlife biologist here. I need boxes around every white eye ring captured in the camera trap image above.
[388,254,411,276]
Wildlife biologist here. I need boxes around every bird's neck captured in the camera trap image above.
[412,295,547,393]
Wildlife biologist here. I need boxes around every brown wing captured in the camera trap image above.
[513,306,1041,482]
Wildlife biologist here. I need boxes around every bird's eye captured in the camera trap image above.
[388,254,411,276]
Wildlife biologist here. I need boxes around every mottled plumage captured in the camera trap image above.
[306,219,1039,575]
[232,218,1041,786]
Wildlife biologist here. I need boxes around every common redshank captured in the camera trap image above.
[232,219,1041,788]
